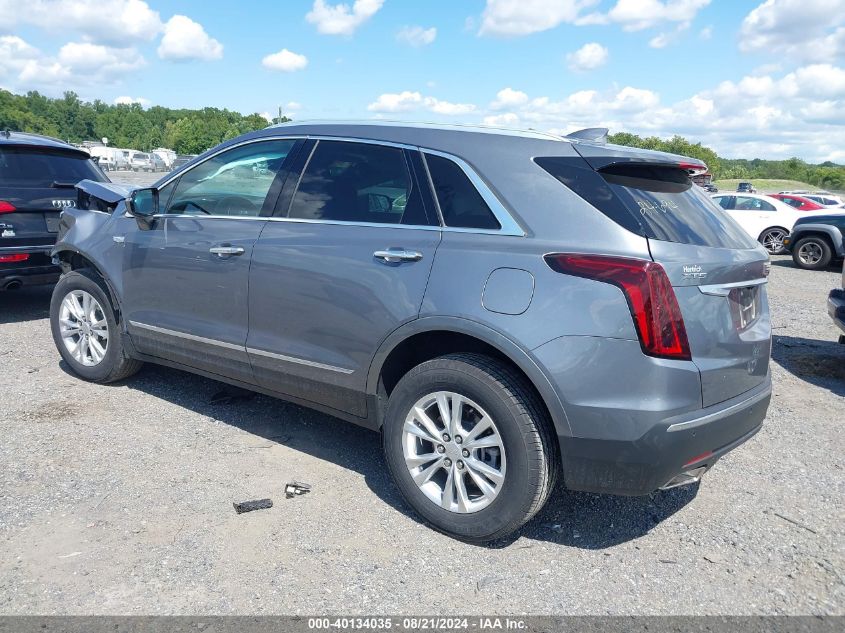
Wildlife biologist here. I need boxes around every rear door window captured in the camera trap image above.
[288,140,434,226]
[424,153,501,230]
[536,158,756,249]
[0,147,106,187]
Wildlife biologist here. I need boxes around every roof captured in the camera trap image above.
[260,120,706,168]
[266,119,567,142]
[0,131,89,155]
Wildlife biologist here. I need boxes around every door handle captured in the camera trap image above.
[373,248,423,263]
[209,245,245,257]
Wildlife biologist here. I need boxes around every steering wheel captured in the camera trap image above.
[214,196,258,216]
[182,201,211,215]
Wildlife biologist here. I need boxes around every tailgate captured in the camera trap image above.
[0,187,69,248]
[650,240,771,406]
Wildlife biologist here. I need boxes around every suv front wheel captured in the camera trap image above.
[50,269,143,383]
[382,353,557,542]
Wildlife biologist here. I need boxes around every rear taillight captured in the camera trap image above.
[0,253,28,263]
[0,201,15,214]
[545,254,692,361]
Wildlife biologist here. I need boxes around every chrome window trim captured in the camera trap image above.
[420,149,525,237]
[145,134,524,236]
[129,320,354,374]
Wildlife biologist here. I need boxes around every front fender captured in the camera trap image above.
[366,315,573,437]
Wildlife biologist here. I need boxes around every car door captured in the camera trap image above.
[247,139,441,418]
[122,138,301,383]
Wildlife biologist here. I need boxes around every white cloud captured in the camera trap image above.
[739,0,845,62]
[580,0,711,31]
[424,97,476,115]
[471,65,845,161]
[699,25,712,39]
[396,25,437,47]
[286,101,303,111]
[479,0,597,36]
[1,36,145,90]
[0,0,162,45]
[306,0,384,36]
[367,91,423,112]
[262,49,308,72]
[367,91,476,116]
[566,42,609,71]
[157,15,223,61]
[114,95,150,106]
[491,87,529,109]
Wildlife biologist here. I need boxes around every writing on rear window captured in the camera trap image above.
[636,199,679,215]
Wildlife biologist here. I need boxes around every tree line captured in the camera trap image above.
[608,132,845,190]
[1,89,842,189]
[0,90,287,155]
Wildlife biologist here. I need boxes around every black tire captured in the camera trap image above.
[382,353,558,542]
[792,236,833,270]
[50,269,143,383]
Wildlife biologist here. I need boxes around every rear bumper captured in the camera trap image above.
[559,377,771,496]
[829,289,845,334]
[0,246,60,289]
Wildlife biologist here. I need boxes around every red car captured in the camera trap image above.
[770,194,825,211]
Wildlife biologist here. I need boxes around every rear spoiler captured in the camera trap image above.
[571,140,707,172]
[76,179,133,213]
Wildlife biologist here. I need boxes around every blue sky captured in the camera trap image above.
[1,1,845,162]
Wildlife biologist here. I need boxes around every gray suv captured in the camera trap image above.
[49,122,772,541]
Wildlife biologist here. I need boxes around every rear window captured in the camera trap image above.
[535,157,756,249]
[0,147,106,188]
[425,153,501,230]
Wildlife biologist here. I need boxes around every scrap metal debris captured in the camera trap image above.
[285,481,311,498]
[210,387,256,405]
[233,498,273,514]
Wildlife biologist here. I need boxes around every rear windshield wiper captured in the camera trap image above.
[51,181,77,188]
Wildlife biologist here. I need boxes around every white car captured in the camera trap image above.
[711,193,844,254]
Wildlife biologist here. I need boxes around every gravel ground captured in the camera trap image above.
[0,250,843,615]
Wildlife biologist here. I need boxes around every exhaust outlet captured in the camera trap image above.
[3,279,23,290]
[660,466,707,490]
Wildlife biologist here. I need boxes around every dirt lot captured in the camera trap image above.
[0,244,843,614]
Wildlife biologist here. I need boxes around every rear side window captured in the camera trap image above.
[288,140,432,226]
[425,154,500,230]
[0,147,106,187]
[535,157,756,249]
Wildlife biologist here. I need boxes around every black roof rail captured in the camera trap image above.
[566,127,609,143]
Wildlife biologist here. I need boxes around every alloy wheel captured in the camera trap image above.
[402,391,506,513]
[761,229,787,254]
[798,242,823,266]
[59,290,109,366]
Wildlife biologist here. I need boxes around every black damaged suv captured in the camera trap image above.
[0,131,108,290]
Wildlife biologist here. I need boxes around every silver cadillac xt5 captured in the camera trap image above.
[50,122,772,541]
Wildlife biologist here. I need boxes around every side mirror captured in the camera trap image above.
[128,188,159,230]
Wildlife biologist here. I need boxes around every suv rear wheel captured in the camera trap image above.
[792,235,833,270]
[50,269,143,383]
[382,353,557,542]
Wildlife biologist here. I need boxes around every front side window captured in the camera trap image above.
[780,197,801,208]
[714,196,733,209]
[425,154,501,230]
[166,140,296,217]
[288,140,430,225]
